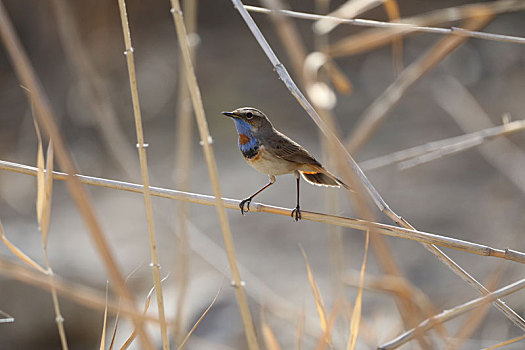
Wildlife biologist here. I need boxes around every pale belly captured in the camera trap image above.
[245,145,298,176]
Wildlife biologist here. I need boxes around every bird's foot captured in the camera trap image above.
[291,205,302,221]
[239,198,252,216]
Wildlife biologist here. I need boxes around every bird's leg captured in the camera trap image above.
[240,175,275,215]
[291,171,301,221]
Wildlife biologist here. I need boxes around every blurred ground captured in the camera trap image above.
[1,0,525,349]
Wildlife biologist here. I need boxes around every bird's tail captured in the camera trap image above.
[299,166,351,190]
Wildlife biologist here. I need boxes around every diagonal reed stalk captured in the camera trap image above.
[169,0,259,348]
[380,277,525,349]
[229,0,525,332]
[3,159,525,264]
[0,2,153,348]
[116,1,170,349]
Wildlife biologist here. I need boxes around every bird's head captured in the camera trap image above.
[221,107,273,134]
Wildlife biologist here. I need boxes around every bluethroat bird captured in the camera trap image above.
[222,107,350,221]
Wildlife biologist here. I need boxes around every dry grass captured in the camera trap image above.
[1,0,525,349]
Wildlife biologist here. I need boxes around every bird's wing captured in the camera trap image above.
[264,131,322,166]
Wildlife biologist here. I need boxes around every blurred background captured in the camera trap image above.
[1,0,525,349]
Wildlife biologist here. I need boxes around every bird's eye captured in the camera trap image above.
[246,112,253,119]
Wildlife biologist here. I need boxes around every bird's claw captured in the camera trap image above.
[291,205,302,221]
[239,198,252,216]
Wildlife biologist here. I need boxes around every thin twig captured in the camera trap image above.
[169,1,260,348]
[0,2,152,347]
[483,334,525,349]
[178,285,222,350]
[116,1,169,349]
[230,0,525,332]
[379,278,525,349]
[3,159,525,264]
[245,3,525,45]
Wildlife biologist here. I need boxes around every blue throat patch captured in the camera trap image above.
[233,118,259,159]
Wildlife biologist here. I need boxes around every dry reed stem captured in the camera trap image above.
[300,245,331,347]
[116,1,169,349]
[50,0,139,180]
[359,119,525,171]
[0,2,153,347]
[120,275,170,350]
[245,2,525,46]
[0,218,47,274]
[178,286,222,350]
[326,0,525,56]
[262,318,283,350]
[231,0,525,332]
[120,281,156,350]
[39,140,68,350]
[483,334,525,349]
[99,283,109,350]
[345,14,493,154]
[434,75,525,195]
[5,160,525,263]
[347,229,369,350]
[169,1,259,348]
[379,277,525,349]
[172,0,198,344]
[108,265,142,350]
[0,257,166,325]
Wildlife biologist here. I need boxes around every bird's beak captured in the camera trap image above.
[221,111,237,118]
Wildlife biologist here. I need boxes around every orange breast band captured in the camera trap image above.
[239,134,251,145]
